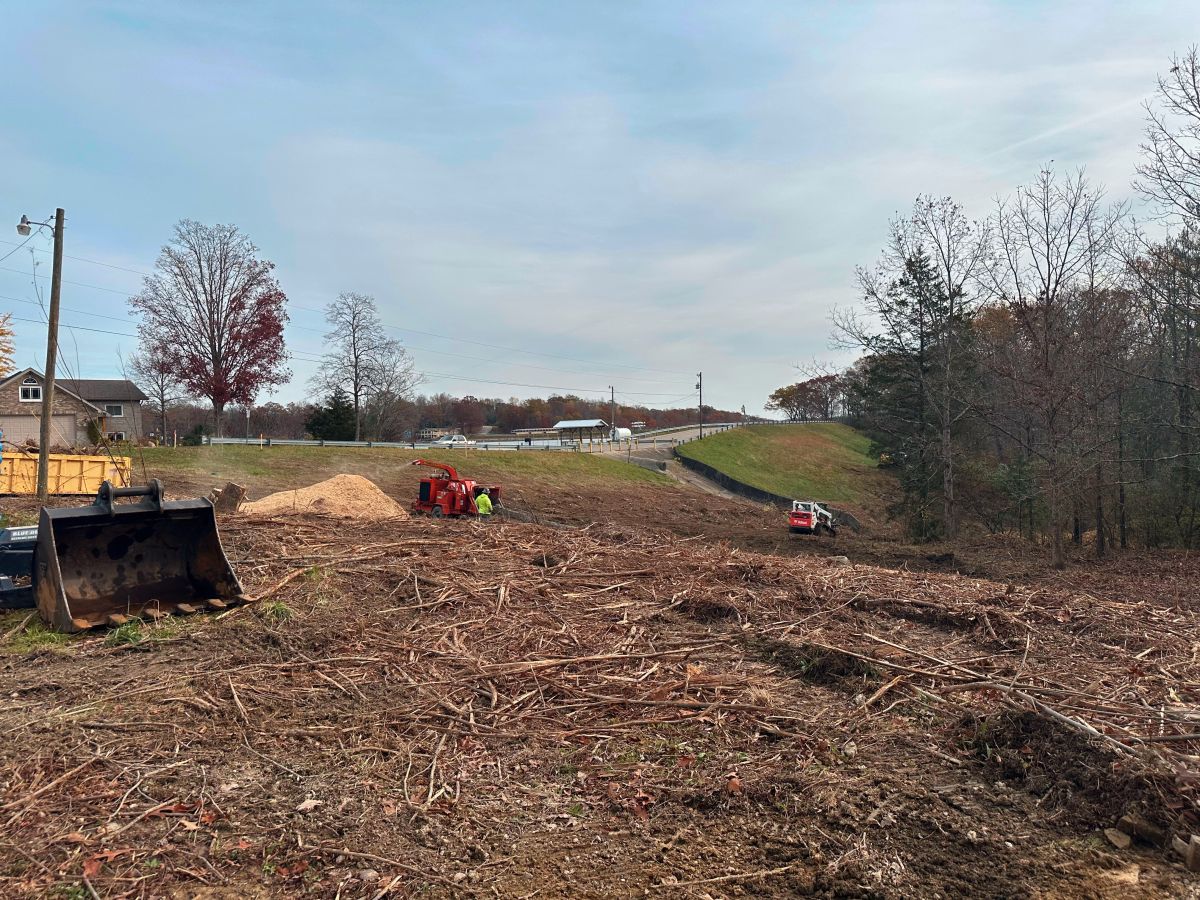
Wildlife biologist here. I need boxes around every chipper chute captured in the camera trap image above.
[32,480,244,632]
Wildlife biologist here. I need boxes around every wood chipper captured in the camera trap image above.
[410,459,501,518]
[0,480,245,632]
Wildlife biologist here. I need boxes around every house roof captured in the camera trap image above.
[59,379,148,402]
[0,368,103,413]
[553,419,609,430]
[0,368,147,409]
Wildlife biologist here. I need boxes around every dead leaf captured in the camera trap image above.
[295,798,322,813]
[381,800,397,816]
[180,819,200,831]
[82,857,102,879]
[725,776,743,795]
[676,754,696,768]
[63,832,88,844]
[277,859,310,878]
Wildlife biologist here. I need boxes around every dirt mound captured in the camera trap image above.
[241,474,408,520]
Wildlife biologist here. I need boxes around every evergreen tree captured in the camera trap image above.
[306,388,357,441]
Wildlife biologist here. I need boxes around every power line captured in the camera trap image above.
[2,251,694,380]
[0,235,35,265]
[0,239,151,277]
[0,265,135,296]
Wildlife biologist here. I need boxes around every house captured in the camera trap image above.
[0,368,147,446]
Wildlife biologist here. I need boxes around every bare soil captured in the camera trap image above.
[0,463,1199,897]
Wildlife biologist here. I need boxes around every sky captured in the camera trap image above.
[1,1,1196,416]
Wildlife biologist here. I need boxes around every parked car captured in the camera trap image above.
[432,434,475,447]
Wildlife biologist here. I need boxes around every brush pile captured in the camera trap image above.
[0,515,1197,896]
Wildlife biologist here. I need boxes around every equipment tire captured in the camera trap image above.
[431,506,443,518]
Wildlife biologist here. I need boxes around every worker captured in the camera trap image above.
[475,488,493,517]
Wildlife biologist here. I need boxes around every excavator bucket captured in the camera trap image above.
[34,480,245,633]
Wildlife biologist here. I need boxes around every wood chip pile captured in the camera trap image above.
[240,474,409,520]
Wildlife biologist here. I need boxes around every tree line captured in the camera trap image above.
[153,391,741,443]
[787,49,1200,567]
[123,223,726,443]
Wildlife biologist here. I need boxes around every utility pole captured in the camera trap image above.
[697,372,703,439]
[609,386,616,439]
[36,209,65,502]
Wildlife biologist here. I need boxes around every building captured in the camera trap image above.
[0,368,147,445]
[552,418,609,446]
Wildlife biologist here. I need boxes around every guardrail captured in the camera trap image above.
[201,418,840,451]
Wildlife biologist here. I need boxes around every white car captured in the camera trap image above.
[432,434,475,447]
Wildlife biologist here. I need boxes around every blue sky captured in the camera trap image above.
[1,1,1195,414]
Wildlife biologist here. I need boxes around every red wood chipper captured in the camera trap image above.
[410,459,501,518]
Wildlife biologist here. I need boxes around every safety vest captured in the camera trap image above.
[475,493,493,516]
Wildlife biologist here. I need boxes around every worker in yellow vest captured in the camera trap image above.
[475,488,493,517]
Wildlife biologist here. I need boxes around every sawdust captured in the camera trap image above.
[240,474,408,520]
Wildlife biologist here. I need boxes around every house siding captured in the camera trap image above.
[93,399,144,439]
[0,376,97,445]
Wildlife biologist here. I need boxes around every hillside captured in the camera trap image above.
[674,423,893,508]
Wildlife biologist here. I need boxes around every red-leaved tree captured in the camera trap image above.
[130,220,290,435]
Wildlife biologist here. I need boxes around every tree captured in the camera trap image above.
[1135,47,1200,224]
[0,313,14,378]
[362,340,422,440]
[981,168,1125,567]
[312,293,406,441]
[130,343,185,442]
[305,388,356,441]
[130,220,289,436]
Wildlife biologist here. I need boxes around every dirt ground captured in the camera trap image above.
[2,463,1200,897]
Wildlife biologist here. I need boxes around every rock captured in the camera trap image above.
[357,869,380,883]
[1118,813,1166,847]
[453,872,467,883]
[829,556,851,567]
[1104,828,1132,850]
[295,798,322,813]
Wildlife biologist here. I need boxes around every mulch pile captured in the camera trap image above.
[240,474,409,520]
[0,515,1197,896]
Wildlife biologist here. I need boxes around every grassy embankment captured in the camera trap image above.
[675,423,892,506]
[136,444,672,495]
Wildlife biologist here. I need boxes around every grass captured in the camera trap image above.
[137,444,672,492]
[0,615,71,654]
[675,424,892,505]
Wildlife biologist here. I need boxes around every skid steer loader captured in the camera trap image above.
[0,480,245,632]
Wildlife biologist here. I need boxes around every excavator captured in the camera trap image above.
[409,459,502,518]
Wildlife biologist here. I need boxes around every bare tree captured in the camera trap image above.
[981,168,1126,568]
[1135,47,1200,223]
[362,339,422,440]
[130,344,186,443]
[312,293,404,441]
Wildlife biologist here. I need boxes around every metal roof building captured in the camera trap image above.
[552,419,609,446]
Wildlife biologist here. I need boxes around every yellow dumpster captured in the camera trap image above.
[0,453,132,495]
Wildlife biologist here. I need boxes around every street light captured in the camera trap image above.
[15,209,65,501]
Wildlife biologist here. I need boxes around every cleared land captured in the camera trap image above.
[675,424,891,509]
[0,445,1197,897]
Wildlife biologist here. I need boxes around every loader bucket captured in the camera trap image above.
[34,480,245,633]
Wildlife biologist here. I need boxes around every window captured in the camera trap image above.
[104,404,124,418]
[106,432,126,442]
[19,376,41,403]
